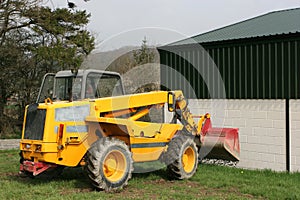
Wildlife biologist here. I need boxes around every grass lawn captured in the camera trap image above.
[1,149,299,199]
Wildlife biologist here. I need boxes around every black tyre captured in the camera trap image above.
[163,135,198,179]
[85,137,133,191]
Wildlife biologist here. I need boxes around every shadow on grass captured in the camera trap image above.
[7,167,92,191]
[132,161,170,181]
[7,161,172,193]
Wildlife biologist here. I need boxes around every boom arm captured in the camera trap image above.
[91,90,204,137]
[89,90,240,161]
[167,91,204,136]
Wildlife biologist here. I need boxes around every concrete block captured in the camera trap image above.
[267,128,285,137]
[254,111,267,119]
[239,135,248,143]
[291,156,297,165]
[268,111,284,120]
[260,120,274,128]
[240,143,256,151]
[290,100,300,109]
[256,136,270,145]
[240,143,254,152]
[275,154,285,164]
[237,160,255,169]
[232,119,246,128]
[261,153,275,163]
[223,118,234,127]
[296,157,300,166]
[291,112,300,121]
[291,121,300,129]
[246,119,263,128]
[238,127,252,135]
[273,120,285,129]
[256,161,273,169]
[241,110,254,119]
[228,110,241,118]
[247,136,260,144]
[269,100,285,112]
[248,152,261,161]
[268,145,284,155]
[290,138,300,148]
[272,137,285,146]
[291,130,300,137]
[292,149,300,160]
[253,127,269,136]
[246,118,270,129]
[253,144,269,153]
[268,145,284,154]
[258,136,284,146]
[272,164,286,171]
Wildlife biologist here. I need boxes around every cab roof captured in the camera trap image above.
[55,69,121,78]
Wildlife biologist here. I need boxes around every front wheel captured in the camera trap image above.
[85,137,133,191]
[163,135,198,179]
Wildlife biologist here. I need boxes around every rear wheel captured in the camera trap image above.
[163,135,198,179]
[85,137,133,191]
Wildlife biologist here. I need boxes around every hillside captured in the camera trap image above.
[81,46,161,94]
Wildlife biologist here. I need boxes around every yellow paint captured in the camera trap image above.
[20,90,205,168]
[182,146,196,173]
[103,150,127,182]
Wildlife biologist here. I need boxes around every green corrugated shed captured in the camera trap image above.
[173,8,300,45]
[159,8,300,99]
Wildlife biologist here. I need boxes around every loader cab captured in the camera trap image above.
[37,69,124,103]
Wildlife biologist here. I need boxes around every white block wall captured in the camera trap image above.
[165,99,287,171]
[290,100,300,172]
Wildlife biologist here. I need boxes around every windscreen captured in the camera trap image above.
[53,76,82,101]
[85,73,123,99]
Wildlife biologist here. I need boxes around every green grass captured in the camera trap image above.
[1,149,300,199]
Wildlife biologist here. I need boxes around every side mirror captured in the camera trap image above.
[167,92,176,112]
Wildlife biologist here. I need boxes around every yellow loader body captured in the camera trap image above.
[20,91,183,167]
[19,69,240,191]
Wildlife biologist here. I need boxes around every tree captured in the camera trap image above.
[0,0,95,136]
[132,37,159,93]
[133,37,155,66]
[106,38,159,94]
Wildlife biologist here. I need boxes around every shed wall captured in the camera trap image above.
[164,99,287,171]
[159,34,300,99]
[290,100,300,171]
[159,34,300,171]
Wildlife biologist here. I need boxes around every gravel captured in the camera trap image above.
[200,159,238,167]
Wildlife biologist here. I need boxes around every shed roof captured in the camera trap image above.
[172,7,300,45]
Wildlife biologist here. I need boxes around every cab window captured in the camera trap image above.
[85,73,123,98]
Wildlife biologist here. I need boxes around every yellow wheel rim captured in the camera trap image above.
[103,150,127,182]
[182,146,196,173]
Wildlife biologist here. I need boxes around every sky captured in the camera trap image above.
[46,0,300,51]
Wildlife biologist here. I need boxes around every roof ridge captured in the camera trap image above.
[168,7,300,46]
[267,7,300,14]
[191,8,300,40]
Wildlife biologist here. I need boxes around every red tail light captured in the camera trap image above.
[58,124,64,138]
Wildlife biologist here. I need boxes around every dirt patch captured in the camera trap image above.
[60,188,93,195]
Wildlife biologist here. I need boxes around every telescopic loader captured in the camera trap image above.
[19,69,240,191]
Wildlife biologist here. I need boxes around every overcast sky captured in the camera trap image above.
[47,0,300,51]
